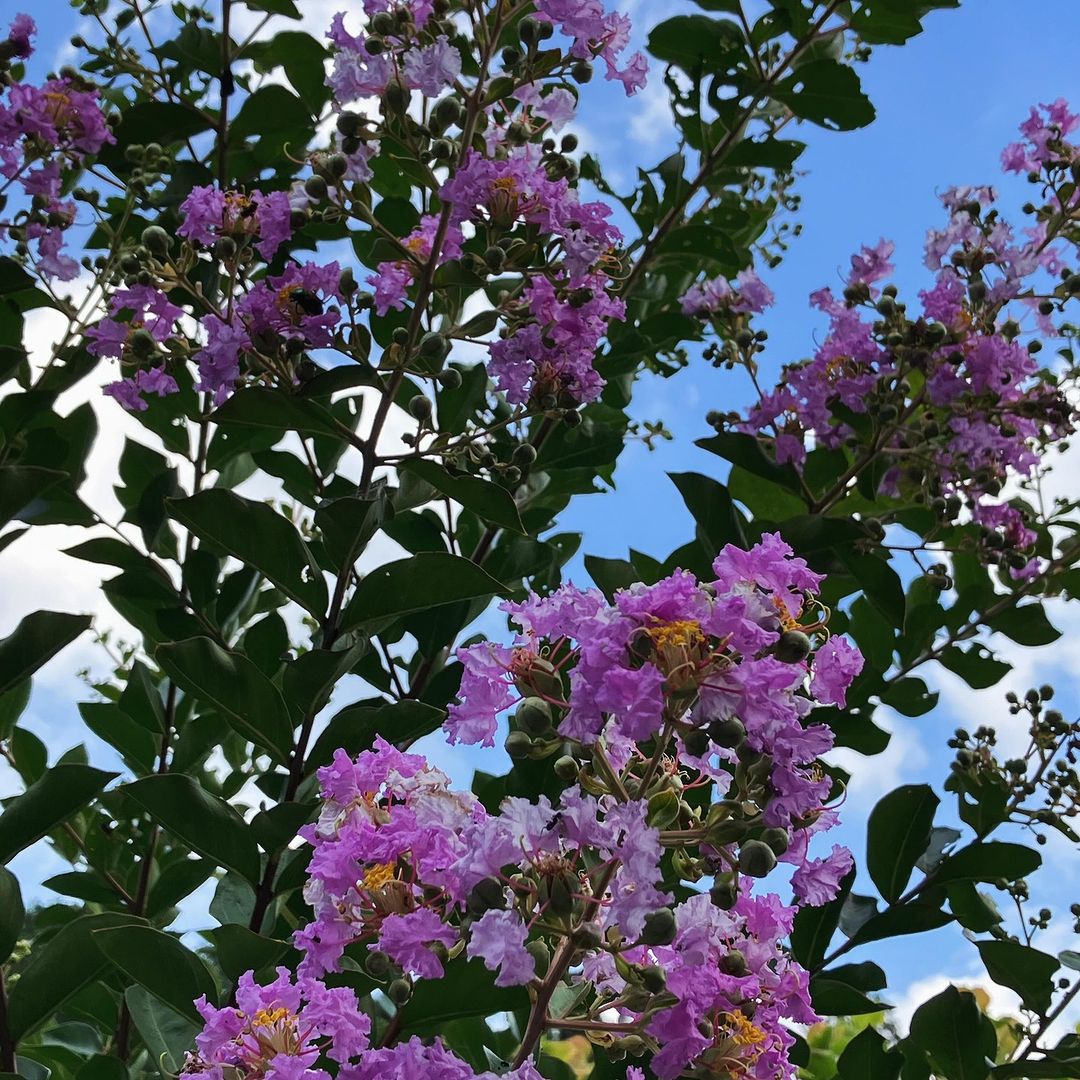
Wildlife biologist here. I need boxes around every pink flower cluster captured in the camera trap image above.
[0,15,114,279]
[442,147,625,405]
[703,104,1080,578]
[183,538,860,1080]
[177,185,293,260]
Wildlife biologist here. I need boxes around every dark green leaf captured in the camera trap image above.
[124,986,199,1077]
[94,926,217,1024]
[933,842,1041,885]
[6,913,138,1040]
[670,472,746,552]
[0,467,66,528]
[168,491,327,616]
[0,764,117,863]
[400,460,525,534]
[0,611,92,696]
[647,15,745,71]
[0,866,23,961]
[157,637,294,761]
[124,775,261,883]
[907,986,995,1080]
[976,940,1058,1013]
[341,554,509,631]
[773,59,876,131]
[988,605,1060,647]
[401,959,529,1033]
[866,784,939,902]
[307,699,445,772]
[836,1026,903,1080]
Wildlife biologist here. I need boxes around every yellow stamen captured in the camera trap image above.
[771,595,799,631]
[360,862,396,891]
[251,1007,290,1029]
[645,619,705,651]
[724,1012,767,1048]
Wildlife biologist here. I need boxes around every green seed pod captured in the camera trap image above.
[304,175,328,201]
[526,938,550,977]
[418,331,449,361]
[709,879,739,910]
[512,442,537,466]
[683,728,710,758]
[437,367,462,390]
[554,755,579,782]
[738,839,778,878]
[571,923,603,951]
[720,948,748,977]
[364,949,391,977]
[646,789,681,829]
[129,328,157,358]
[546,873,575,917]
[386,978,412,1006]
[640,908,677,946]
[467,875,506,915]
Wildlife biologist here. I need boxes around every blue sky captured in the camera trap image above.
[5,0,1080,1034]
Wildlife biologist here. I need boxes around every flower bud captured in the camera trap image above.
[760,827,790,856]
[467,875,506,915]
[407,395,433,421]
[418,331,449,361]
[571,923,603,951]
[709,879,739,910]
[646,789,680,829]
[365,949,391,977]
[720,948,748,977]
[774,629,811,664]
[554,755,579,782]
[129,328,157,358]
[304,175,328,201]
[641,964,667,993]
[683,728,710,758]
[738,839,778,878]
[515,696,552,736]
[640,908,677,946]
[437,367,462,390]
[140,225,171,257]
[505,730,533,760]
[386,978,412,1006]
[526,939,550,976]
[707,716,745,748]
[512,443,537,466]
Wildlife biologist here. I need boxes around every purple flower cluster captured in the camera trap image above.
[535,0,648,95]
[327,11,461,106]
[182,539,860,1080]
[178,186,293,260]
[441,147,625,405]
[715,105,1080,578]
[0,15,114,279]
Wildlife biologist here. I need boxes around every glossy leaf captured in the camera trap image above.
[168,491,328,616]
[123,774,262,883]
[866,784,939,902]
[0,764,117,863]
[0,611,92,696]
[94,926,217,1024]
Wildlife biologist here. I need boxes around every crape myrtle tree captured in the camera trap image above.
[0,0,1078,1078]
